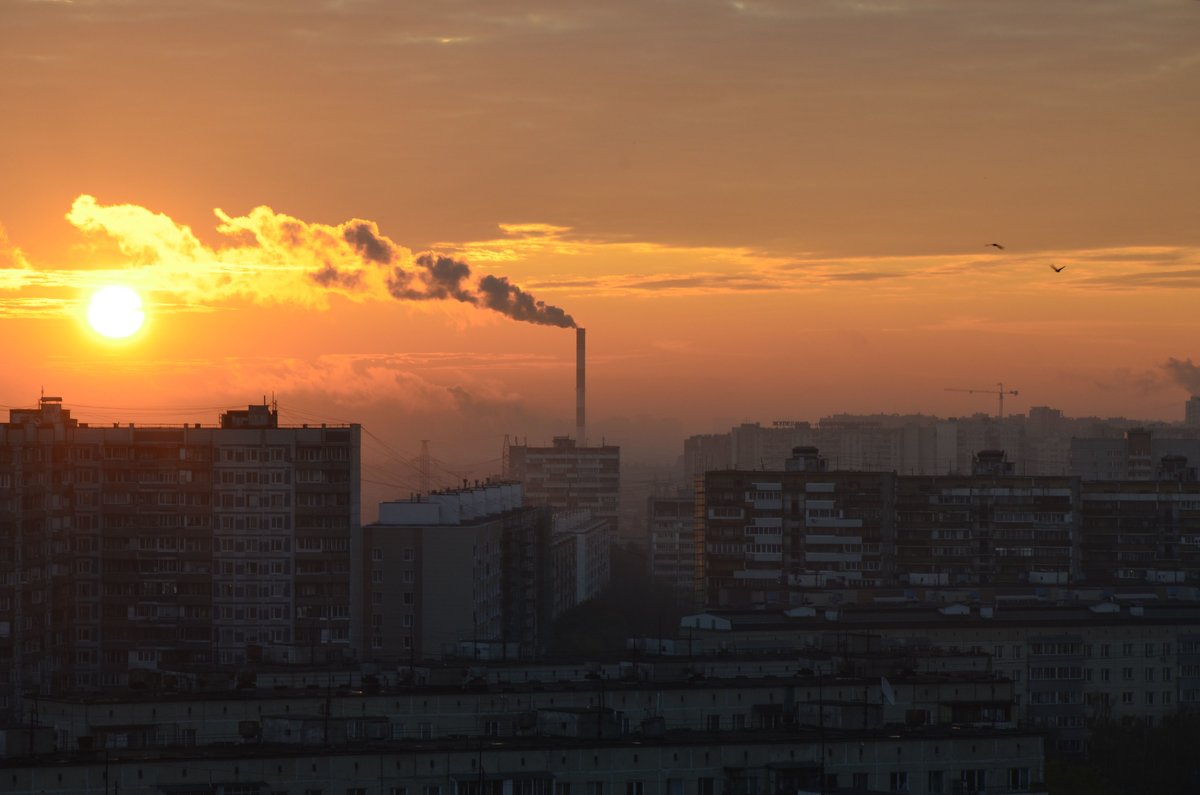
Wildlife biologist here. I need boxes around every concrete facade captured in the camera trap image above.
[362,485,549,662]
[0,398,360,722]
[509,437,620,539]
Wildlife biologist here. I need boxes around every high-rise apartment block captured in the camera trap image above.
[361,484,550,661]
[507,436,620,535]
[648,493,697,598]
[896,451,1079,587]
[1070,428,1200,481]
[696,446,1200,608]
[698,453,894,607]
[0,398,360,720]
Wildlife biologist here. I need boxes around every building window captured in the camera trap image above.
[927,771,943,794]
[1008,768,1030,792]
[625,783,643,795]
[889,771,909,792]
[959,771,985,793]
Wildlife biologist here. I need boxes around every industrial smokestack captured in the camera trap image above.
[576,327,586,444]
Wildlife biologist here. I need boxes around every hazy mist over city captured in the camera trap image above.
[2,1,1199,793]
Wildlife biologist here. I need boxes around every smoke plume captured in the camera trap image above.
[64,195,575,327]
[390,254,478,305]
[478,274,575,328]
[1163,357,1200,394]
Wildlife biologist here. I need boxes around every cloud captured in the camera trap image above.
[62,195,575,326]
[1163,357,1200,394]
[4,197,1200,328]
[0,225,31,271]
[1076,269,1200,290]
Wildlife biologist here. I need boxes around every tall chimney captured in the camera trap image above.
[576,327,586,445]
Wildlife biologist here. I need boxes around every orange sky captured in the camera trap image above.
[1,0,1199,474]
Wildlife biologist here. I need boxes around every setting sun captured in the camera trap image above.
[87,285,145,339]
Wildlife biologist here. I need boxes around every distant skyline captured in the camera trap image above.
[2,0,1198,465]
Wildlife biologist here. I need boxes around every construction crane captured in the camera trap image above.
[945,382,1019,419]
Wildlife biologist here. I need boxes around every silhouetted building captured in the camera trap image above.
[682,433,732,478]
[731,421,812,470]
[896,454,1078,587]
[552,509,612,610]
[1188,396,1200,427]
[508,436,621,537]
[0,397,360,722]
[361,484,547,661]
[1071,428,1200,480]
[697,448,895,607]
[647,493,696,599]
[1079,478,1200,584]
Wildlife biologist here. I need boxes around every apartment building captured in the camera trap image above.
[0,728,1047,795]
[697,448,1200,602]
[508,436,620,537]
[647,493,696,599]
[0,397,360,721]
[697,456,895,607]
[1070,428,1200,481]
[1080,478,1200,584]
[553,510,612,608]
[681,600,1200,754]
[895,451,1079,587]
[361,484,549,662]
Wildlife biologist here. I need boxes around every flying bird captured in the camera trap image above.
[986,243,1005,250]
[1050,264,1066,272]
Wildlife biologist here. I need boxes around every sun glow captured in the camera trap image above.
[87,285,145,339]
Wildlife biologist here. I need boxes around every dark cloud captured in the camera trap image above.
[311,261,363,289]
[478,274,575,328]
[1163,357,1200,394]
[343,221,398,264]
